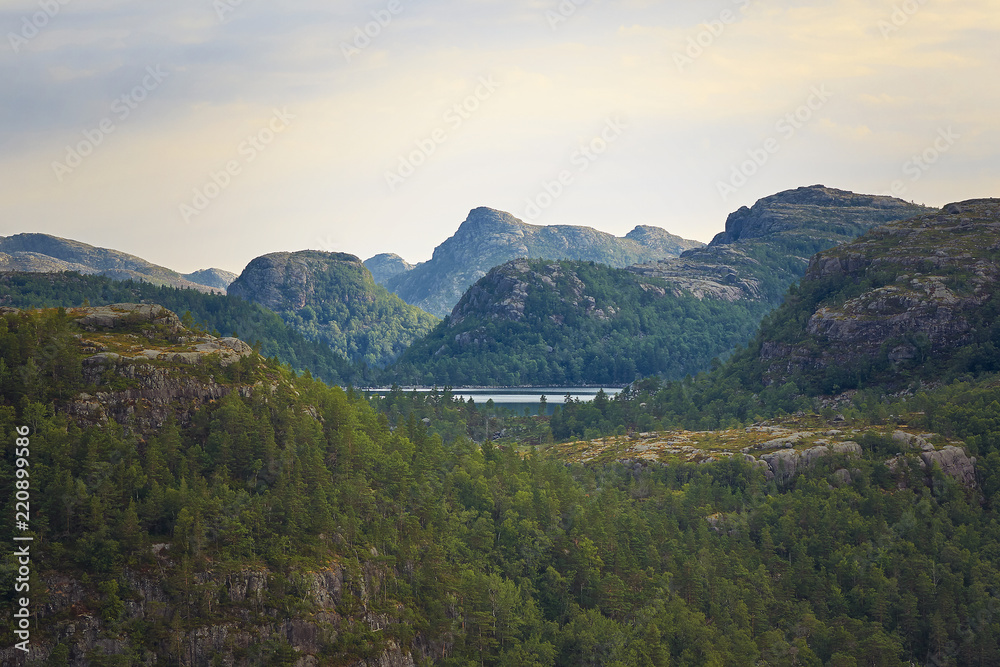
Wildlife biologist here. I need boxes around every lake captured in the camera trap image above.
[367,386,622,414]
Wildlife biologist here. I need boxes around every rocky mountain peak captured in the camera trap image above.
[364,253,414,285]
[709,185,929,246]
[182,267,239,290]
[625,225,704,255]
[228,249,437,367]
[0,232,225,293]
[227,250,369,311]
[757,198,1000,389]
[385,208,701,317]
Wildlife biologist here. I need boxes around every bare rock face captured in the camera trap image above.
[629,185,929,305]
[759,198,1000,384]
[761,448,802,483]
[709,185,925,245]
[628,245,764,302]
[69,355,245,431]
[364,253,414,285]
[383,207,702,318]
[760,440,863,483]
[228,250,369,312]
[921,446,978,488]
[73,303,183,332]
[182,267,239,290]
[3,563,416,667]
[59,304,257,431]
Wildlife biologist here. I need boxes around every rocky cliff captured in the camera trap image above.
[629,185,931,304]
[755,198,1000,388]
[60,304,256,431]
[364,253,414,286]
[0,304,420,667]
[0,233,226,294]
[1,561,417,667]
[383,207,703,317]
[228,251,438,367]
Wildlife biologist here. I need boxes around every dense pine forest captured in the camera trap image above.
[1,306,999,665]
[0,272,367,386]
[388,260,772,386]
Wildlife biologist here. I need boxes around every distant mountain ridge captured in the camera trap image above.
[746,197,1000,392]
[386,186,933,385]
[182,267,239,290]
[0,233,234,292]
[629,185,933,305]
[382,207,704,317]
[388,258,769,385]
[364,253,414,285]
[227,250,438,367]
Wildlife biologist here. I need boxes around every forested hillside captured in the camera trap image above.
[1,306,999,666]
[0,272,365,385]
[536,200,1000,440]
[228,250,438,368]
[388,259,771,386]
[579,198,1000,435]
[385,187,931,387]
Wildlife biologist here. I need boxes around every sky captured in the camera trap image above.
[0,0,996,276]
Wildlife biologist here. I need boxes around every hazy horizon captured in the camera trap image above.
[2,0,996,274]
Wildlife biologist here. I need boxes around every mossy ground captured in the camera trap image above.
[545,414,959,465]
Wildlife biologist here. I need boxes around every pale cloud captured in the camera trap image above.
[0,0,996,273]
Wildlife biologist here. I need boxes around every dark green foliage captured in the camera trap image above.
[388,260,772,386]
[0,271,367,385]
[228,251,439,368]
[2,310,1000,666]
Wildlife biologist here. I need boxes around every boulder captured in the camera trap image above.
[761,440,863,483]
[920,446,977,488]
[74,303,183,332]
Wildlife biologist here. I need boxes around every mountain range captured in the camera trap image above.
[628,185,932,305]
[0,233,236,293]
[4,192,1000,666]
[6,188,1000,666]
[375,207,704,317]
[387,186,930,385]
[0,186,934,385]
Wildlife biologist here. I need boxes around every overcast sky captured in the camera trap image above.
[1,0,996,275]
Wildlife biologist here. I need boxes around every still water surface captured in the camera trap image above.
[368,387,622,413]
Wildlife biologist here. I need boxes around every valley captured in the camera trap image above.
[2,190,999,666]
